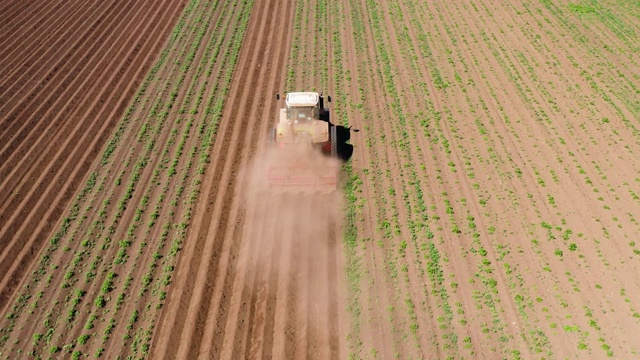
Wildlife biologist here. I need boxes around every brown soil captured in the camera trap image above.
[3,0,640,359]
[0,0,186,312]
[332,0,640,358]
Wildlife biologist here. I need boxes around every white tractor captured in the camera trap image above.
[268,92,339,193]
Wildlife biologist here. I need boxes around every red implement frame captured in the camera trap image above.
[267,164,337,193]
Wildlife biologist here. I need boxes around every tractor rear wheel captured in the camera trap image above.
[330,125,337,158]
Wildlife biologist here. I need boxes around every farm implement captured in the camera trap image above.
[267,92,339,194]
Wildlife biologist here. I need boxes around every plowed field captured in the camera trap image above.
[0,0,187,309]
[3,0,640,359]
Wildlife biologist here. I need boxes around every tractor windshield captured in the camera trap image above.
[288,106,317,122]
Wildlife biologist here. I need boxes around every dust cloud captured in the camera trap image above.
[240,141,344,268]
[237,141,345,352]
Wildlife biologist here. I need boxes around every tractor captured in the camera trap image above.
[267,91,339,193]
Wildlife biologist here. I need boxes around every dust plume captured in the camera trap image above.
[237,141,345,356]
[240,141,344,269]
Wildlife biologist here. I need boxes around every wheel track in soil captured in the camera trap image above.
[0,0,186,313]
[152,0,343,358]
[287,3,341,359]
[316,3,343,357]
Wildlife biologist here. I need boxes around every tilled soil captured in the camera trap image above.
[4,0,640,359]
[0,0,186,312]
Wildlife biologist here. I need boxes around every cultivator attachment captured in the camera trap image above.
[267,162,338,194]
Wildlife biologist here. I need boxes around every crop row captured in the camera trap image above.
[292,0,640,358]
[0,0,255,358]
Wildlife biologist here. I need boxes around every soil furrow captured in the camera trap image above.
[3,0,191,343]
[242,196,283,360]
[154,3,304,357]
[179,0,279,357]
[255,199,287,360]
[0,0,90,74]
[343,0,413,355]
[0,0,116,127]
[0,0,186,314]
[0,0,152,220]
[0,0,168,260]
[148,1,261,358]
[147,7,251,360]
[0,1,126,164]
[0,1,136,281]
[200,3,293,359]
[0,0,25,21]
[0,1,38,39]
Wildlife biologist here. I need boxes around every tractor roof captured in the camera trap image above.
[285,92,319,107]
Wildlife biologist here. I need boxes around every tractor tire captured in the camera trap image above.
[330,125,338,158]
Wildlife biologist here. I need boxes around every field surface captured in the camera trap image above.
[3,0,640,359]
[0,0,187,314]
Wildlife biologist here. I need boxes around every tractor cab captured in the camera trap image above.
[274,92,330,145]
[268,91,339,194]
[288,106,318,122]
[285,92,320,122]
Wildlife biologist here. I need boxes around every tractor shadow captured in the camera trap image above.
[322,107,359,163]
[333,123,357,163]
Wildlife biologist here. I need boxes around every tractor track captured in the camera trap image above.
[0,0,186,311]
